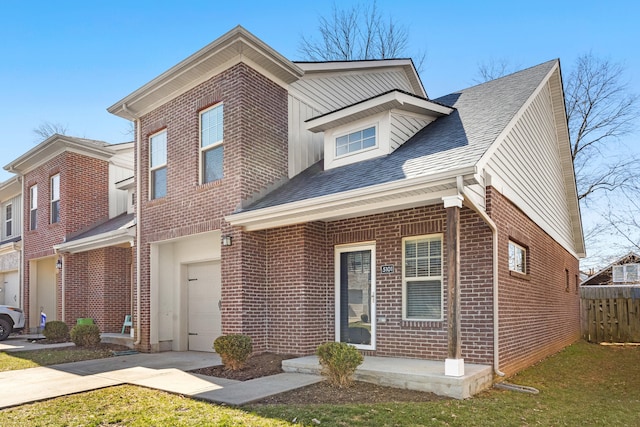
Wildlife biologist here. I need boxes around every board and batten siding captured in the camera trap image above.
[290,69,415,113]
[288,95,324,178]
[485,81,575,254]
[109,164,133,219]
[1,194,22,242]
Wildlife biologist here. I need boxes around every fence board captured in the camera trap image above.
[581,286,640,343]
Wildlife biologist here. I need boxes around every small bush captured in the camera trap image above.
[213,334,253,371]
[70,324,101,347]
[316,342,363,388]
[43,321,69,343]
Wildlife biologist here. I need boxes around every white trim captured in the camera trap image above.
[334,242,376,351]
[53,223,135,254]
[402,234,444,321]
[226,168,477,231]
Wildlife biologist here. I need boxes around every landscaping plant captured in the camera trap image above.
[43,321,69,343]
[213,334,253,370]
[70,324,101,347]
[316,341,363,388]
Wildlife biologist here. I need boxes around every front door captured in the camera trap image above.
[187,261,222,352]
[335,244,376,350]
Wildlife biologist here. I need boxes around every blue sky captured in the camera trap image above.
[1,0,639,265]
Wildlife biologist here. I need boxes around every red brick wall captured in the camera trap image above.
[22,151,110,327]
[260,205,496,364]
[487,187,580,375]
[135,62,288,351]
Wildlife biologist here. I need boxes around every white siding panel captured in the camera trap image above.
[109,165,133,218]
[486,82,574,249]
[288,95,324,178]
[389,113,433,152]
[290,69,415,112]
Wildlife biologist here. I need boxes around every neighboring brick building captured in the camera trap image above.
[4,135,133,332]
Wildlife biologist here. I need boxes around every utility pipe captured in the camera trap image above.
[457,176,505,377]
[123,103,142,346]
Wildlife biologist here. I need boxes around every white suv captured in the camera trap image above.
[0,305,25,341]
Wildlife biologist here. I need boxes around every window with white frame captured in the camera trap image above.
[200,104,224,183]
[29,185,37,230]
[50,174,60,224]
[4,203,12,237]
[335,126,376,157]
[508,241,527,274]
[403,235,443,320]
[149,130,167,199]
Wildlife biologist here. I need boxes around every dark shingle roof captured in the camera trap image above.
[242,60,557,212]
[66,213,135,242]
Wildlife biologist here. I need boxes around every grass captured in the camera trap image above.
[0,346,114,372]
[0,341,639,426]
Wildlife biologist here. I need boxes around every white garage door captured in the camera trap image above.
[187,261,222,352]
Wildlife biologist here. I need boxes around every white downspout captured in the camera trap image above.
[457,176,505,377]
[123,103,142,346]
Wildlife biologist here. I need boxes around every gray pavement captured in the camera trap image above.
[0,335,322,408]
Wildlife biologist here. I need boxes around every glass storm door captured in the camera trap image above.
[335,244,376,350]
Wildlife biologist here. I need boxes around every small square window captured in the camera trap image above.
[508,241,527,274]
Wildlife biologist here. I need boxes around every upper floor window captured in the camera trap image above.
[200,104,224,183]
[50,174,60,224]
[4,203,12,237]
[149,130,167,199]
[403,234,443,321]
[336,126,376,157]
[508,241,527,274]
[29,185,37,230]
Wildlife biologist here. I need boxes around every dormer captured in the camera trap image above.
[305,90,454,170]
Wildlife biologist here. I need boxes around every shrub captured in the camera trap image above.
[316,342,363,388]
[43,321,70,343]
[70,324,101,347]
[213,334,253,370]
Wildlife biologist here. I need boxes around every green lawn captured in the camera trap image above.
[0,346,114,372]
[1,341,639,426]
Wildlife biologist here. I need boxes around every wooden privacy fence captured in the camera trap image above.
[581,285,640,343]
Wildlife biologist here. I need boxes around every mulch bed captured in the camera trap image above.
[189,352,446,405]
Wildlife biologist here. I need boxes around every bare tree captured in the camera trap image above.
[33,121,69,143]
[474,58,519,83]
[565,53,640,202]
[298,1,423,69]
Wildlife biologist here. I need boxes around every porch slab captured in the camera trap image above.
[282,355,493,399]
[101,333,135,349]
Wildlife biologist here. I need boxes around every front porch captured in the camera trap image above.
[283,355,493,399]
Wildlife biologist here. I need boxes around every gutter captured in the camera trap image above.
[123,103,142,347]
[457,176,505,377]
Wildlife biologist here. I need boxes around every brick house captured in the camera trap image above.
[106,26,583,377]
[4,135,134,332]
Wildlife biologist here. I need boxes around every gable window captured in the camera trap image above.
[403,234,443,320]
[50,174,60,224]
[200,104,224,183]
[29,185,37,230]
[149,130,167,199]
[336,126,376,157]
[4,203,12,237]
[508,241,527,274]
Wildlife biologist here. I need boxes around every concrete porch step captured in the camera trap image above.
[282,355,493,399]
[101,333,135,349]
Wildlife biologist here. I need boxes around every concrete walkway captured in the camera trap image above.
[0,335,322,408]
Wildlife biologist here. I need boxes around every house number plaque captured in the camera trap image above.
[380,265,394,273]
